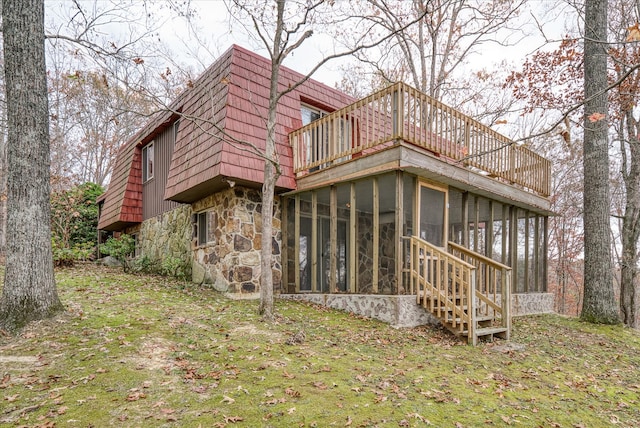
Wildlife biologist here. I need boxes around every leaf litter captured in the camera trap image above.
[0,264,639,427]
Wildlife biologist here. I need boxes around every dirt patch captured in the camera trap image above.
[0,355,38,364]
[130,338,176,371]
[231,324,283,340]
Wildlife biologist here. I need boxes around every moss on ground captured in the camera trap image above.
[0,264,639,427]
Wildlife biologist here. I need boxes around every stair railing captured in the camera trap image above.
[408,236,477,339]
[447,242,512,339]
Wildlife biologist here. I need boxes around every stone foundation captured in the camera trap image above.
[191,187,281,294]
[280,294,438,327]
[138,204,192,271]
[281,292,555,327]
[511,292,555,316]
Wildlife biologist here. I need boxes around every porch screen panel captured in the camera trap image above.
[316,188,331,293]
[298,194,313,292]
[285,198,296,293]
[419,186,445,247]
[516,209,527,293]
[334,184,350,292]
[448,188,464,245]
[379,173,397,294]
[491,202,505,264]
[355,179,374,293]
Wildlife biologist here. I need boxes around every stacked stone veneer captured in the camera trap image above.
[281,294,439,327]
[191,187,281,294]
[282,292,555,328]
[139,204,192,269]
[356,212,397,294]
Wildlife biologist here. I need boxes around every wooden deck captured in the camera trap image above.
[407,236,512,345]
[289,82,551,198]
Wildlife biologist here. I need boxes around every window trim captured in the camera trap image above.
[197,211,208,246]
[142,142,154,182]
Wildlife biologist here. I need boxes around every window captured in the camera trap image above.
[142,142,154,182]
[173,120,180,142]
[301,104,326,126]
[197,211,208,246]
[301,104,328,168]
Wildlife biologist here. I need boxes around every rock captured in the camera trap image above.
[96,256,122,267]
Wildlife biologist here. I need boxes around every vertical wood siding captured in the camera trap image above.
[143,124,181,220]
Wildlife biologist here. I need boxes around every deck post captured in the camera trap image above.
[294,195,300,292]
[395,171,404,294]
[469,268,477,345]
[282,197,289,293]
[503,268,512,340]
[373,177,379,293]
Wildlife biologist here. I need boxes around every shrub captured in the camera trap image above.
[100,235,135,271]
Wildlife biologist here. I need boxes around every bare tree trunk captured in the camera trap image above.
[258,0,285,321]
[0,0,63,332]
[581,0,619,324]
[620,112,640,328]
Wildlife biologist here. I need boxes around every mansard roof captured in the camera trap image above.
[98,45,354,230]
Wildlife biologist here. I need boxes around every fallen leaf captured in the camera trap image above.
[224,415,244,423]
[288,407,296,414]
[4,394,19,402]
[285,387,301,397]
[221,395,235,404]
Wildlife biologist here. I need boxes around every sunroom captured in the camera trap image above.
[280,83,552,344]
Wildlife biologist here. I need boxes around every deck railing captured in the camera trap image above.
[408,236,477,340]
[448,242,512,339]
[290,82,551,197]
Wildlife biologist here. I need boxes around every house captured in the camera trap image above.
[98,45,554,344]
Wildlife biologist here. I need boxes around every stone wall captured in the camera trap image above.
[281,292,555,328]
[280,294,438,327]
[138,204,192,270]
[191,187,281,295]
[511,293,555,316]
[356,212,397,294]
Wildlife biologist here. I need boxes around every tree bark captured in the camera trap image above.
[258,0,285,321]
[0,0,64,332]
[581,0,619,324]
[620,111,640,328]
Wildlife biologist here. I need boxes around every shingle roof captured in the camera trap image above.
[98,44,355,229]
[97,143,142,231]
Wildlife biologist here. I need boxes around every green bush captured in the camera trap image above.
[100,235,135,271]
[51,182,104,266]
[160,256,192,280]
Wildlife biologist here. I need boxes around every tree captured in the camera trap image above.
[581,0,618,324]
[227,0,427,320]
[336,0,526,119]
[0,0,64,332]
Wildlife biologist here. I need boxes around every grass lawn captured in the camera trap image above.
[1,264,639,427]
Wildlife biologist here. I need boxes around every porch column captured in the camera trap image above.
[395,170,404,294]
[373,177,379,293]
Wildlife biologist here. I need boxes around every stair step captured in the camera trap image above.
[475,327,508,337]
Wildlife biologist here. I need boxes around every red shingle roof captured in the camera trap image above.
[98,45,355,229]
[97,143,142,231]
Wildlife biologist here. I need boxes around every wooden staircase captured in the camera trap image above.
[408,237,512,345]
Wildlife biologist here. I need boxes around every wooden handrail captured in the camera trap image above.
[448,242,510,271]
[290,82,551,197]
[448,242,512,340]
[408,236,476,341]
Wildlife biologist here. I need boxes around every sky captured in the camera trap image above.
[43,0,574,94]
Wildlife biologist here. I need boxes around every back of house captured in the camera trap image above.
[98,44,554,343]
